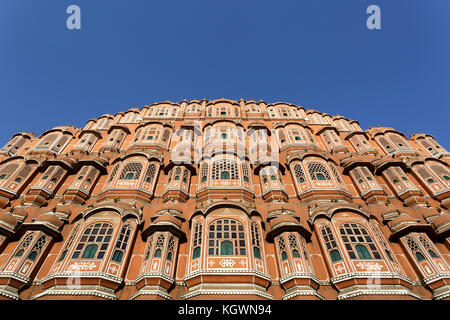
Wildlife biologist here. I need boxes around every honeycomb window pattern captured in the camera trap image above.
[307,163,332,181]
[212,160,238,180]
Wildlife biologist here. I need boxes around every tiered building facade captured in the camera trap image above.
[0,98,449,300]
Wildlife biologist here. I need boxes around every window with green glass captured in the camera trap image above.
[253,246,261,259]
[355,244,372,259]
[220,240,233,255]
[82,244,98,259]
[112,250,123,263]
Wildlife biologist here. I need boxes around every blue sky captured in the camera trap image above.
[0,0,448,147]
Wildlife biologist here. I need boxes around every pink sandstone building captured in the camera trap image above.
[0,98,448,300]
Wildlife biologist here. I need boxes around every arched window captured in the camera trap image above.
[193,247,201,259]
[112,224,132,263]
[321,225,342,262]
[416,252,425,261]
[329,249,342,262]
[221,171,230,179]
[192,221,202,259]
[251,222,262,259]
[72,222,114,259]
[339,223,381,260]
[154,249,162,257]
[307,163,332,181]
[208,219,246,256]
[125,173,135,180]
[14,233,35,258]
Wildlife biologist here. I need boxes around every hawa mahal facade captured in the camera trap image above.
[0,98,449,300]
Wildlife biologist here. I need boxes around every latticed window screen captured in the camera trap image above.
[144,163,157,184]
[35,133,58,149]
[27,236,47,261]
[208,219,246,256]
[278,236,288,260]
[242,162,250,183]
[72,222,114,259]
[153,233,166,258]
[293,163,306,184]
[211,160,238,180]
[144,235,152,261]
[416,165,437,185]
[417,234,440,258]
[388,134,410,150]
[51,135,70,153]
[0,163,19,180]
[430,164,450,181]
[307,163,332,180]
[339,223,381,260]
[405,235,426,261]
[378,136,395,153]
[321,226,342,262]
[119,162,143,180]
[173,167,182,180]
[108,164,120,183]
[14,233,35,257]
[166,236,175,261]
[182,168,189,183]
[200,163,209,183]
[330,164,343,184]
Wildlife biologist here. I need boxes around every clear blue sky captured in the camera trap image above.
[0,0,448,148]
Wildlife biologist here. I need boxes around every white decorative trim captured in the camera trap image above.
[337,285,422,300]
[282,286,325,300]
[183,269,271,282]
[331,272,413,285]
[181,289,273,300]
[431,285,450,300]
[38,272,123,285]
[134,272,174,285]
[0,271,31,284]
[422,272,450,286]
[32,286,118,300]
[279,272,321,285]
[0,285,20,300]
[130,286,172,300]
